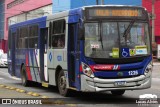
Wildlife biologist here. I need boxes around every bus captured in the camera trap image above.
[8,5,152,96]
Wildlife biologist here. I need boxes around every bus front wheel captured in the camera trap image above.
[21,66,30,87]
[111,90,125,96]
[57,70,71,97]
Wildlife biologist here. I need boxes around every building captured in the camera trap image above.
[52,0,142,13]
[0,0,5,52]
[142,0,160,44]
[3,0,52,52]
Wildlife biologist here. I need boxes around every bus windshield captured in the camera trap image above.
[85,22,150,58]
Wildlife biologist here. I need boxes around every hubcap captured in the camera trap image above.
[22,69,26,84]
[59,75,66,93]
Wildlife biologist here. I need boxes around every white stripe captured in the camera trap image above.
[44,53,48,81]
[115,65,118,70]
[113,65,118,70]
[35,49,40,68]
[113,65,116,70]
[0,78,3,79]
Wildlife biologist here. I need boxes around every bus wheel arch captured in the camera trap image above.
[55,65,62,86]
[55,65,71,97]
[20,63,24,76]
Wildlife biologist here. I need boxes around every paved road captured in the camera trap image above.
[0,64,160,107]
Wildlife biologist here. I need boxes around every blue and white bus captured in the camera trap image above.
[8,5,152,96]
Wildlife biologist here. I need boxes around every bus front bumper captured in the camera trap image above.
[80,72,151,92]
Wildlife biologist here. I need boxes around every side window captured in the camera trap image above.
[19,26,28,49]
[49,19,65,49]
[28,25,38,48]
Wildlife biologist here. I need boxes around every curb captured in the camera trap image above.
[0,84,49,98]
[153,63,160,66]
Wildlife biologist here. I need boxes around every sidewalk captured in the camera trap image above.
[153,59,160,66]
[153,62,160,66]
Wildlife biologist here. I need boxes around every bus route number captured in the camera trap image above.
[128,70,138,76]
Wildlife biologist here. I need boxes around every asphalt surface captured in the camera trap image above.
[0,63,160,107]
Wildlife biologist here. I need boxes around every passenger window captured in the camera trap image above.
[52,35,65,48]
[49,19,65,49]
[28,25,39,48]
[19,26,28,49]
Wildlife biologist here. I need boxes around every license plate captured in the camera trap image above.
[115,81,126,86]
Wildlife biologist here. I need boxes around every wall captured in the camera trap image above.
[142,0,160,44]
[5,0,52,40]
[0,0,5,40]
[3,0,52,52]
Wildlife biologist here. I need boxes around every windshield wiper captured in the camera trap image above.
[99,23,104,50]
[123,19,136,38]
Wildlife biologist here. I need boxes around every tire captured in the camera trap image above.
[21,65,30,87]
[111,90,125,96]
[57,70,71,97]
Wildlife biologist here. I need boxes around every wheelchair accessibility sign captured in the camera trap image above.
[121,48,129,57]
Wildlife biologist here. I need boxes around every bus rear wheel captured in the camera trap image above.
[21,66,30,87]
[57,70,71,97]
[111,90,125,96]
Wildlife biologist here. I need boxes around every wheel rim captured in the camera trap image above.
[22,69,26,85]
[59,75,66,94]
[22,74,25,84]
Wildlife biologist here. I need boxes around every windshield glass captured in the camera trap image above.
[84,22,150,58]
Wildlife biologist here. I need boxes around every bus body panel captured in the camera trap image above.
[81,73,151,92]
[46,15,69,86]
[86,56,152,78]
[8,28,16,76]
[9,17,47,82]
[68,8,83,90]
[8,5,152,93]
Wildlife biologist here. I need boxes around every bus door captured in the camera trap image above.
[68,23,80,89]
[40,28,48,84]
[8,29,16,76]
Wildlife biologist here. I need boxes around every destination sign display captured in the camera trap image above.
[95,9,140,17]
[85,7,146,19]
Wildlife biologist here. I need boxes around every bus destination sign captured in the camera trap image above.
[86,8,145,19]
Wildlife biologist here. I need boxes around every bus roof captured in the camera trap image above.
[83,5,144,8]
[9,16,47,29]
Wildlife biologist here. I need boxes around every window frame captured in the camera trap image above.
[28,24,39,49]
[49,19,66,49]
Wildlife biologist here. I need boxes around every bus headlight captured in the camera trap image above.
[82,62,94,78]
[144,62,153,75]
